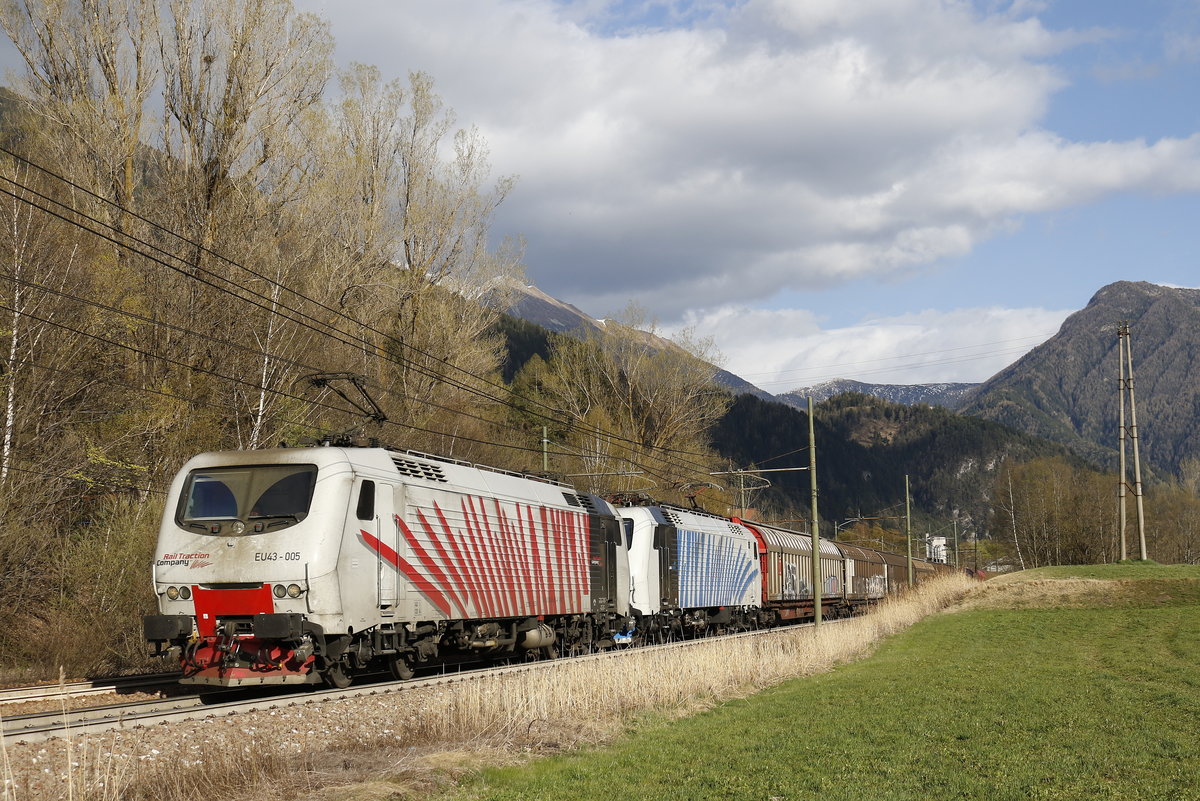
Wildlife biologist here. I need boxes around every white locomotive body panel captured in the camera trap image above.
[147,446,632,686]
[657,507,761,610]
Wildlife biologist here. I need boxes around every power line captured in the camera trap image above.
[0,265,600,451]
[0,179,722,482]
[0,295,593,463]
[0,264,716,487]
[0,146,727,471]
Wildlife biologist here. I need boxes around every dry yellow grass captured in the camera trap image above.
[4,573,976,801]
[951,575,1200,611]
[950,578,1116,611]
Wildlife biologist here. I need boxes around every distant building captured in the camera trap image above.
[926,536,949,563]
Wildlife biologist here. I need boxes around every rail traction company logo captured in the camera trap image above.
[156,552,211,567]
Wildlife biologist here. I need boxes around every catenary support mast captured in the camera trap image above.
[809,396,821,626]
[1116,323,1148,561]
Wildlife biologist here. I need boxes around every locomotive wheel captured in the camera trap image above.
[388,655,414,680]
[323,662,352,689]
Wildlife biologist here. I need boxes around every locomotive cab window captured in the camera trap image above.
[356,480,376,521]
[178,464,317,535]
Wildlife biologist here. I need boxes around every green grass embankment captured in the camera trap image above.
[456,567,1200,801]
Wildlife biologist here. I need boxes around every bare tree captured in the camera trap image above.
[516,310,729,499]
[0,0,158,211]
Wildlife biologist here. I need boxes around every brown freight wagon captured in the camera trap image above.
[836,542,887,602]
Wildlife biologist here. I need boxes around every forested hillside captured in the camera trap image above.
[713,392,1200,568]
[712,393,1072,531]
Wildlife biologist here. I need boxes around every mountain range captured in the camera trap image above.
[777,379,977,410]
[498,279,1199,481]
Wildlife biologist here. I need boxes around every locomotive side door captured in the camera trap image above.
[653,524,679,609]
[375,483,398,614]
[352,477,398,617]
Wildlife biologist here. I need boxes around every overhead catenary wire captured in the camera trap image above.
[0,268,579,451]
[0,183,719,488]
[0,256,716,488]
[0,146,726,470]
[0,295,594,465]
[0,176,724,484]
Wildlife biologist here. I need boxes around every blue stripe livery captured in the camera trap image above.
[677,528,759,607]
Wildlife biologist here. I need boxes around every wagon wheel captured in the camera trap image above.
[323,661,353,689]
[387,654,415,680]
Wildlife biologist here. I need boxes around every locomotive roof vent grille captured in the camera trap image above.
[574,494,598,513]
[392,457,449,483]
[562,492,582,508]
[662,510,682,526]
[660,503,727,523]
[728,523,743,535]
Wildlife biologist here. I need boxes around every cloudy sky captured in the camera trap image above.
[288,2,1199,389]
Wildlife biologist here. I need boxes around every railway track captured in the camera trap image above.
[0,672,182,706]
[2,618,849,745]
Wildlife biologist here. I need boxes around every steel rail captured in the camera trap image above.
[0,673,183,706]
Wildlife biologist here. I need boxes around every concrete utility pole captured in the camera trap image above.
[905,474,913,585]
[809,396,821,626]
[1116,322,1148,561]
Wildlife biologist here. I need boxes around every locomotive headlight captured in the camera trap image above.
[166,586,179,600]
[286,583,302,599]
[273,584,287,599]
[178,585,191,600]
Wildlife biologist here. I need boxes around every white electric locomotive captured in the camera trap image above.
[621,505,762,638]
[145,444,950,687]
[144,446,632,687]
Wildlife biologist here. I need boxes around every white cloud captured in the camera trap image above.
[1166,31,1200,63]
[297,0,1200,330]
[670,304,1073,389]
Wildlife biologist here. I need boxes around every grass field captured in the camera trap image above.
[452,567,1200,801]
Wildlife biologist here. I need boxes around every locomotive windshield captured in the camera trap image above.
[178,464,317,534]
